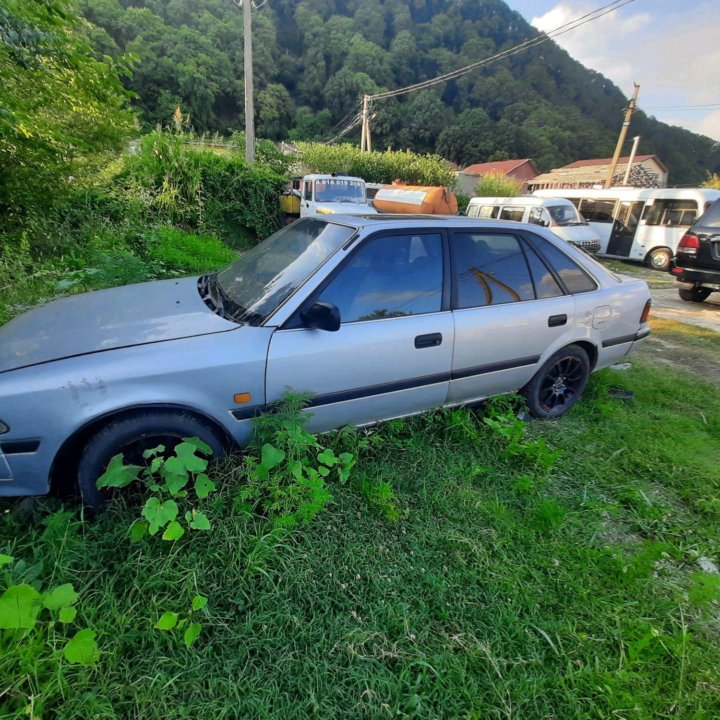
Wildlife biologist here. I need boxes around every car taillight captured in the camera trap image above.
[640,299,651,323]
[677,233,700,256]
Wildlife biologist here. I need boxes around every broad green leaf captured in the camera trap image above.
[318,448,338,466]
[0,584,42,629]
[189,511,211,531]
[184,622,202,648]
[0,554,13,568]
[194,473,216,499]
[163,467,189,496]
[43,583,78,611]
[142,444,165,460]
[63,629,98,665]
[261,444,285,471]
[154,611,178,630]
[96,454,141,489]
[191,595,208,611]
[142,497,179,535]
[183,436,213,456]
[59,606,77,624]
[289,460,304,480]
[162,521,185,542]
[174,442,209,473]
[129,520,148,542]
[318,466,330,477]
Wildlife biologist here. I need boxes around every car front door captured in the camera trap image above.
[447,229,577,404]
[265,230,454,433]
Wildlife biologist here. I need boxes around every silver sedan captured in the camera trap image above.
[0,215,651,506]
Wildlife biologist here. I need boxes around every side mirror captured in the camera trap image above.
[290,188,302,198]
[300,301,341,332]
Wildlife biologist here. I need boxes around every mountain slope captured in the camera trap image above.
[81,0,720,184]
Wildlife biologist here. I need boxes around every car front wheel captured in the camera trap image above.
[77,410,226,509]
[678,287,711,303]
[522,345,590,419]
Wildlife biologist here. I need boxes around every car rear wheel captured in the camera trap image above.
[678,287,711,303]
[522,345,590,419]
[77,411,226,510]
[646,248,672,271]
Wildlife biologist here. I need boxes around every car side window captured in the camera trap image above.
[452,232,534,308]
[528,207,546,226]
[522,243,564,299]
[499,206,525,222]
[525,234,597,294]
[318,233,443,322]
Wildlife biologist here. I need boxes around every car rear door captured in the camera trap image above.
[265,230,454,433]
[447,229,579,404]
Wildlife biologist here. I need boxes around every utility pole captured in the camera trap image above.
[622,135,641,186]
[360,95,371,152]
[234,0,255,164]
[605,82,639,188]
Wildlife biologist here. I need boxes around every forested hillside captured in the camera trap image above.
[81,0,719,184]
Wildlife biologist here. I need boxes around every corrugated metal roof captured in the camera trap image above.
[461,159,535,176]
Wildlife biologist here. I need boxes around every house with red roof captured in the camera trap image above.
[455,159,539,196]
[527,155,668,191]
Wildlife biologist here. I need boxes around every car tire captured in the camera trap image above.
[77,411,226,510]
[678,287,711,303]
[646,248,672,271]
[522,345,591,419]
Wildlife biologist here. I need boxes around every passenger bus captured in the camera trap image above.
[532,188,720,270]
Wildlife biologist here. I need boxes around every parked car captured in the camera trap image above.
[669,197,720,302]
[466,196,602,253]
[0,216,651,507]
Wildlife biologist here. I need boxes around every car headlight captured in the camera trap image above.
[0,421,8,434]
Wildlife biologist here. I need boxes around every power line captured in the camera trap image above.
[325,114,362,145]
[366,0,635,102]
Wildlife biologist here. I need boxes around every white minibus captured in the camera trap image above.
[533,188,720,270]
[465,196,602,252]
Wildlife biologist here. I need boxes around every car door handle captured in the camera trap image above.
[548,314,567,327]
[415,333,442,349]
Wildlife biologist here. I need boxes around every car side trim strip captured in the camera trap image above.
[602,331,649,348]
[231,355,541,420]
[0,440,41,455]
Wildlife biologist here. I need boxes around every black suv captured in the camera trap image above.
[669,197,720,302]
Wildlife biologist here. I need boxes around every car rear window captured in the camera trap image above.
[698,198,720,228]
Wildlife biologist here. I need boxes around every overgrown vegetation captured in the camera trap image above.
[298,142,455,186]
[474,170,523,197]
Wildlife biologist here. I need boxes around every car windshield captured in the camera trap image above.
[315,179,366,204]
[215,219,355,324]
[548,204,587,226]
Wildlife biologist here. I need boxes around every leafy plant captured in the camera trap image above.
[235,394,356,528]
[154,594,208,648]
[96,436,218,541]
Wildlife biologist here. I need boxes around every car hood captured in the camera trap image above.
[552,225,600,243]
[0,277,239,373]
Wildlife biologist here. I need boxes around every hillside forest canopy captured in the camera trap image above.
[77,0,720,185]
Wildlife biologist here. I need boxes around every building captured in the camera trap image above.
[455,159,539,196]
[527,155,668,191]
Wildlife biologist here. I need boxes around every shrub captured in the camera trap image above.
[298,142,455,186]
[474,171,523,197]
[147,227,236,275]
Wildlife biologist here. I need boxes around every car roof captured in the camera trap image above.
[325,213,524,228]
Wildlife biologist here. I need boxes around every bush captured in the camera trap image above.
[147,227,236,275]
[474,171,523,197]
[120,130,288,245]
[298,142,455,186]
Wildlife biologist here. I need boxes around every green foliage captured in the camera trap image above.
[96,436,218,541]
[154,595,207,648]
[0,0,134,220]
[298,142,455,186]
[120,130,287,243]
[146,227,236,275]
[234,394,356,528]
[474,171,523,197]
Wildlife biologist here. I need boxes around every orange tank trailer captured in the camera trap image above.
[372,181,458,215]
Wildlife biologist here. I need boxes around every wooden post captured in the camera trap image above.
[605,83,639,188]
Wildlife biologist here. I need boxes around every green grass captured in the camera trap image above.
[3,355,720,718]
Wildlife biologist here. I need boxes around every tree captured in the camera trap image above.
[475,172,522,197]
[437,109,495,167]
[0,0,134,219]
[257,84,295,140]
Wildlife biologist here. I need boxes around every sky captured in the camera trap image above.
[508,0,720,142]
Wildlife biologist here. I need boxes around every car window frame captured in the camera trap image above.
[282,227,452,329]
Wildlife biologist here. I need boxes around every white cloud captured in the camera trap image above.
[530,1,720,141]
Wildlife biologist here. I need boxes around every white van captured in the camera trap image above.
[532,187,720,270]
[466,196,601,252]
